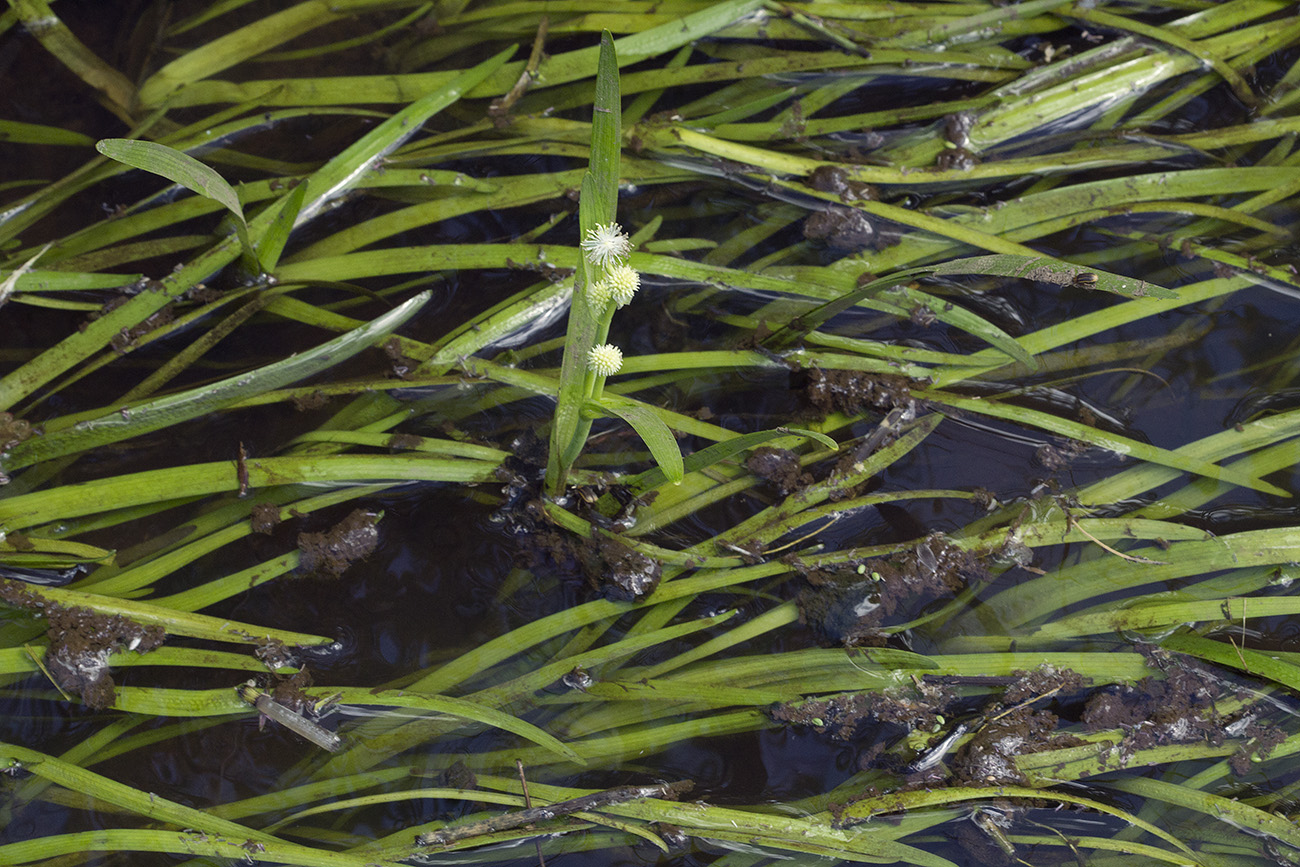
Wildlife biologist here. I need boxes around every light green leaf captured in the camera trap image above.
[96,138,247,233]
[4,580,331,647]
[596,394,684,484]
[256,179,309,271]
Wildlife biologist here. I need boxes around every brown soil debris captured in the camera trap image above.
[952,705,1081,787]
[579,534,661,601]
[1230,721,1287,776]
[1082,648,1223,750]
[770,693,875,742]
[797,535,982,645]
[444,760,477,790]
[803,206,876,251]
[0,579,165,709]
[772,664,1095,789]
[255,638,295,671]
[388,432,425,451]
[935,147,977,171]
[89,295,175,354]
[0,411,34,450]
[500,475,662,601]
[771,678,956,745]
[805,369,917,418]
[746,446,812,496]
[383,336,420,380]
[1035,437,1089,472]
[297,509,379,578]
[807,166,878,203]
[250,503,282,535]
[1003,665,1089,705]
[1078,645,1287,778]
[944,112,976,147]
[267,667,315,712]
[950,666,1089,786]
[291,390,331,411]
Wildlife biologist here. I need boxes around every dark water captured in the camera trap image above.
[3,4,1300,867]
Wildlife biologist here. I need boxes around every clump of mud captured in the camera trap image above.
[770,677,956,745]
[807,165,878,203]
[579,534,661,601]
[803,205,900,252]
[952,705,1078,786]
[0,579,165,709]
[1084,645,1224,751]
[797,535,983,646]
[805,369,917,418]
[264,667,317,713]
[255,637,295,671]
[771,664,1091,789]
[250,502,282,535]
[745,447,812,496]
[943,667,1090,786]
[1035,437,1089,472]
[803,206,876,251]
[0,411,34,451]
[291,390,332,411]
[87,291,175,354]
[1229,720,1287,776]
[297,509,379,578]
[495,466,661,602]
[382,336,420,380]
[0,412,36,484]
[1083,644,1286,776]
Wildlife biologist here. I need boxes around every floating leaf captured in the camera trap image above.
[597,394,684,485]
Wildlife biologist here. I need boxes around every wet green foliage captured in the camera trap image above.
[2,1,1300,866]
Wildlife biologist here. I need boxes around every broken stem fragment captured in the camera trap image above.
[416,780,694,847]
[237,682,341,752]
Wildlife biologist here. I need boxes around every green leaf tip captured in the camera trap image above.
[96,138,259,270]
[96,139,244,223]
[598,395,684,485]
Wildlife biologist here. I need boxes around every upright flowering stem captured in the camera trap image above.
[546,30,622,496]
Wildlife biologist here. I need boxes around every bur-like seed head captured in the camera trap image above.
[587,343,623,376]
[580,222,631,268]
[605,264,640,308]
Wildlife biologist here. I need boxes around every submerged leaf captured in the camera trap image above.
[904,253,1176,300]
[4,292,433,470]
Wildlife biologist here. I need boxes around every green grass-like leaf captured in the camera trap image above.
[3,292,429,470]
[595,394,684,484]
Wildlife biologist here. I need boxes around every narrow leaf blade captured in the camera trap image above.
[96,139,244,223]
[598,395,684,484]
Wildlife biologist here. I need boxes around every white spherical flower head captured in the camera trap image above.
[605,264,640,308]
[586,343,623,376]
[580,222,631,268]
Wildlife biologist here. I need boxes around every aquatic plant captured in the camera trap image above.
[1,2,1300,866]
